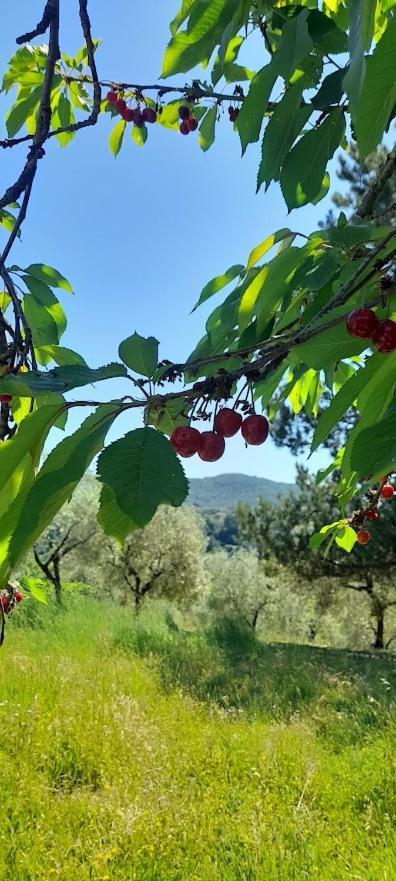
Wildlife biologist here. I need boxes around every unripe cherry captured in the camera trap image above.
[372,319,396,353]
[356,530,370,545]
[241,414,269,446]
[214,408,242,438]
[381,483,394,500]
[170,426,200,458]
[346,308,378,339]
[198,431,225,462]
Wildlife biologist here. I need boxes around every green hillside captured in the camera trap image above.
[187,472,295,510]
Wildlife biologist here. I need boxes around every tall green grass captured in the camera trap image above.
[0,598,395,880]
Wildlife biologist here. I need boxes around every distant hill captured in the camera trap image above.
[187,473,294,510]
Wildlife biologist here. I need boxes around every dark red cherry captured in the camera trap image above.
[170,426,200,458]
[198,431,225,462]
[214,408,242,438]
[241,414,269,446]
[346,308,378,339]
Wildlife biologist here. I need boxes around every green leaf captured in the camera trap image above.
[253,247,307,332]
[354,17,396,156]
[20,576,48,604]
[131,124,148,147]
[193,264,244,309]
[23,264,73,292]
[247,229,294,269]
[109,119,126,156]
[0,404,62,521]
[350,409,396,479]
[280,109,345,210]
[307,9,348,54]
[97,427,189,529]
[311,354,380,452]
[257,85,306,190]
[334,525,357,552]
[342,350,396,479]
[199,105,217,151]
[162,0,240,76]
[298,251,340,291]
[237,65,276,154]
[312,68,346,109]
[118,332,159,377]
[23,294,65,347]
[0,362,127,397]
[6,87,42,137]
[147,399,188,435]
[344,0,377,116]
[35,345,87,368]
[97,484,132,544]
[0,405,118,583]
[290,322,367,370]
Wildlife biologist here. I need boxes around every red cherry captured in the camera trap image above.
[179,121,190,135]
[0,394,12,403]
[178,105,190,120]
[143,107,157,124]
[171,426,200,458]
[115,98,127,115]
[187,116,198,132]
[214,408,242,438]
[381,483,394,499]
[14,591,24,603]
[346,308,378,339]
[356,529,370,545]
[241,414,269,446]
[107,90,118,104]
[122,107,135,122]
[198,431,225,462]
[133,110,145,128]
[372,319,396,353]
[228,107,239,122]
[365,509,379,521]
[0,595,9,613]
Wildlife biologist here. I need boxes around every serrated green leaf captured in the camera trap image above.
[6,87,42,137]
[350,409,396,479]
[97,427,189,529]
[118,332,159,377]
[307,9,348,53]
[344,0,377,116]
[199,105,217,151]
[311,354,380,452]
[298,251,339,291]
[23,294,65,347]
[0,362,127,397]
[257,85,306,190]
[193,264,244,310]
[280,109,345,210]
[312,67,346,109]
[290,321,367,369]
[23,264,73,292]
[162,0,240,77]
[0,405,117,583]
[0,404,62,521]
[97,484,133,543]
[109,119,126,156]
[147,399,189,435]
[354,17,396,156]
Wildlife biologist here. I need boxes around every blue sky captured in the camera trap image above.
[0,1,336,482]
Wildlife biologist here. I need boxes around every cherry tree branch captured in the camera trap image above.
[357,149,396,220]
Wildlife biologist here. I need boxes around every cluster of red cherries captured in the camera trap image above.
[347,307,396,352]
[355,480,394,546]
[106,90,157,127]
[228,106,239,122]
[0,590,23,616]
[171,408,269,462]
[178,105,199,135]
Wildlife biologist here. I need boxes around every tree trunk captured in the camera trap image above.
[372,604,385,650]
[52,556,62,607]
[133,591,142,615]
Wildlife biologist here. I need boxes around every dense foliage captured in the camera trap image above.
[1,0,396,626]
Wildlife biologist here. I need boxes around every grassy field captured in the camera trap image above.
[0,598,395,881]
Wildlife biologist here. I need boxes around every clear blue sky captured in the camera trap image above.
[0,1,335,482]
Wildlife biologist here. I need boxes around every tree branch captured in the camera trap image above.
[16,1,54,44]
[357,149,396,219]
